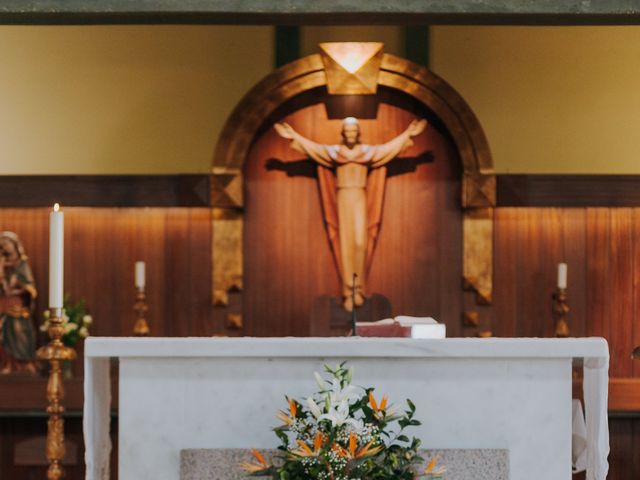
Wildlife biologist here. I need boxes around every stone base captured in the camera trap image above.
[180,448,509,480]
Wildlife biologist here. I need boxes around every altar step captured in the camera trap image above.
[180,448,509,480]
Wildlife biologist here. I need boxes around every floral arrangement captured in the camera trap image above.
[241,362,445,480]
[41,295,92,348]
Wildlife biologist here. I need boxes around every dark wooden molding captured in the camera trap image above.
[275,26,300,68]
[404,27,430,67]
[497,174,640,207]
[3,174,640,208]
[0,1,639,26]
[0,175,210,207]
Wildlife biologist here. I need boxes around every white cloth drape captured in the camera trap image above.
[572,399,587,473]
[583,356,609,480]
[83,356,111,480]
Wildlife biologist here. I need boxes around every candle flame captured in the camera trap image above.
[53,203,60,212]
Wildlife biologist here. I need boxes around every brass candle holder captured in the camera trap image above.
[133,287,150,336]
[552,287,570,337]
[36,307,77,480]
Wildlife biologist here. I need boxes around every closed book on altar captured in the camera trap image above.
[356,316,445,338]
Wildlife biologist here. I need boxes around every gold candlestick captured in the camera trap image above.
[133,287,150,336]
[553,287,570,337]
[36,307,77,480]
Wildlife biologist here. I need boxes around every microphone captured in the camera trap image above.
[351,272,357,336]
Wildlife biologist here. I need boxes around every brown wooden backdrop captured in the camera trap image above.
[243,88,462,336]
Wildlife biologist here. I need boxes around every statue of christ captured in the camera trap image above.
[274,117,427,311]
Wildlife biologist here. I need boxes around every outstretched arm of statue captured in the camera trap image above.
[370,118,428,168]
[274,122,334,167]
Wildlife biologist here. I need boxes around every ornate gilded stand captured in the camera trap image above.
[133,288,150,336]
[36,307,77,480]
[552,288,570,337]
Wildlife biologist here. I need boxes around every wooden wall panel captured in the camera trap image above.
[493,208,640,374]
[609,209,634,378]
[562,209,587,337]
[0,207,214,373]
[493,208,517,337]
[634,209,640,379]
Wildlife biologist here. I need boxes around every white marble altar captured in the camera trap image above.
[83,337,609,480]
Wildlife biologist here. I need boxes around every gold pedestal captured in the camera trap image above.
[553,288,570,337]
[133,288,150,336]
[36,307,76,480]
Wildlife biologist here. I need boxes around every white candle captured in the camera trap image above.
[49,203,64,309]
[135,261,146,289]
[557,262,568,289]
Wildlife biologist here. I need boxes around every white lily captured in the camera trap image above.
[314,372,327,391]
[328,381,360,407]
[318,400,361,429]
[306,397,323,418]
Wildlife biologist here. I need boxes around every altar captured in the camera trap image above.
[83,337,609,480]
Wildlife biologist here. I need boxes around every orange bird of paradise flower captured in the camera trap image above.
[332,432,382,460]
[424,455,446,477]
[276,398,297,426]
[290,432,326,458]
[369,391,389,417]
[240,448,270,473]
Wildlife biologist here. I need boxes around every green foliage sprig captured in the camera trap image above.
[41,295,92,348]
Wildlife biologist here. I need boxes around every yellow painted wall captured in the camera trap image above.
[3,25,640,174]
[431,26,640,173]
[0,26,273,174]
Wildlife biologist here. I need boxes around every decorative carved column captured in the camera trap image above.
[462,172,496,305]
[36,307,76,480]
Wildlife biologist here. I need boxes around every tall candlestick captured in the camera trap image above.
[49,203,64,309]
[135,261,146,289]
[557,262,567,290]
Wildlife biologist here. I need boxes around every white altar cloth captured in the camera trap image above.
[83,337,609,480]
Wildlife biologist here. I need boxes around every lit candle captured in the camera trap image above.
[49,203,64,309]
[557,263,568,290]
[135,261,146,290]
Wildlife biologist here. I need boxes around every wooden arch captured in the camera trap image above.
[213,53,493,176]
[211,52,495,316]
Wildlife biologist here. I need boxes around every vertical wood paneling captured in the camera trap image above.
[539,208,564,337]
[562,208,587,337]
[493,208,518,337]
[436,141,462,334]
[164,209,193,337]
[609,209,634,377]
[188,208,213,336]
[634,208,640,378]
[586,208,610,340]
[519,209,544,336]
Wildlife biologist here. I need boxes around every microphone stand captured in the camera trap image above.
[351,272,357,336]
